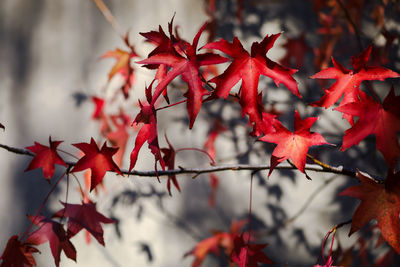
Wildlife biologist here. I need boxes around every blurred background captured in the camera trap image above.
[0,0,399,266]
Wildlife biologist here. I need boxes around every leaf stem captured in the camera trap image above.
[175,147,216,165]
[335,0,363,52]
[20,168,69,241]
[155,99,187,111]
[57,148,80,160]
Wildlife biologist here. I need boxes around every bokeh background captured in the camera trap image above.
[1,0,399,266]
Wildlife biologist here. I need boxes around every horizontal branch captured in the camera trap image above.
[0,143,359,179]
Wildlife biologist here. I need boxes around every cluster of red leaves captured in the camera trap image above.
[184,220,272,267]
[0,137,120,266]
[94,14,400,265]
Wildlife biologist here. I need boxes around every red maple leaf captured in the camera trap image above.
[202,33,300,136]
[91,96,105,120]
[106,111,132,167]
[71,138,122,191]
[335,87,400,168]
[184,220,246,267]
[161,135,180,195]
[230,235,273,267]
[53,201,114,246]
[129,82,165,172]
[208,173,219,207]
[25,136,67,181]
[0,235,39,267]
[311,45,399,122]
[139,17,187,60]
[101,46,138,98]
[280,33,311,68]
[26,216,76,267]
[203,119,226,206]
[137,21,228,128]
[259,110,329,176]
[339,170,400,254]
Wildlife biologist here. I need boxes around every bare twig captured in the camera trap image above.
[92,0,124,38]
[335,0,363,51]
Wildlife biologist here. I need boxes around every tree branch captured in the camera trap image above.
[0,143,360,178]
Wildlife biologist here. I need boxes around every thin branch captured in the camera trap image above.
[306,154,357,178]
[92,0,124,38]
[0,143,360,179]
[335,0,363,51]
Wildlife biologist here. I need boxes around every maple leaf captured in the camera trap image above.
[230,235,273,267]
[53,201,114,246]
[91,96,105,120]
[26,216,76,267]
[129,82,165,172]
[203,119,227,160]
[335,87,400,168]
[24,136,67,181]
[202,33,300,136]
[0,235,39,267]
[314,256,342,267]
[71,138,122,191]
[280,33,311,68]
[0,123,4,131]
[101,47,138,98]
[259,110,329,176]
[208,173,219,207]
[339,170,400,254]
[203,119,226,205]
[161,135,180,195]
[137,21,228,128]
[90,96,110,135]
[106,111,132,167]
[185,220,246,267]
[140,16,187,59]
[311,45,399,120]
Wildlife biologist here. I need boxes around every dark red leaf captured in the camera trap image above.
[138,21,228,128]
[0,235,39,267]
[53,201,114,246]
[26,216,76,267]
[161,135,180,195]
[91,96,105,120]
[71,138,122,191]
[231,235,273,267]
[335,87,400,168]
[129,82,165,172]
[339,170,400,254]
[25,136,67,181]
